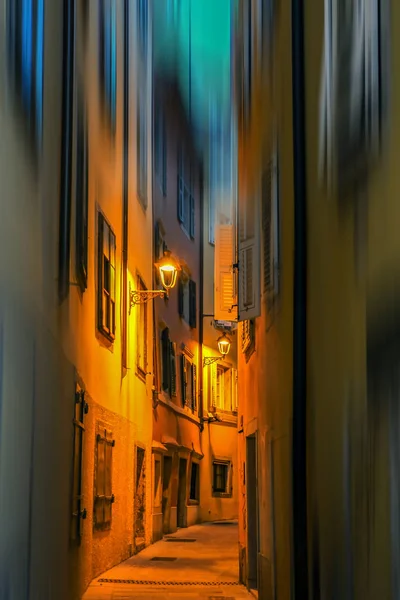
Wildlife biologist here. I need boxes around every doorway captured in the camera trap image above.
[246,434,259,591]
[134,446,146,552]
[177,457,187,528]
[162,455,172,534]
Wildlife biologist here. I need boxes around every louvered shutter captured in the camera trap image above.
[189,280,197,328]
[161,328,170,391]
[178,280,184,317]
[190,193,195,238]
[231,368,238,412]
[180,355,187,406]
[192,364,197,410]
[238,190,261,321]
[262,162,273,293]
[210,363,217,408]
[177,151,184,222]
[170,342,176,396]
[214,224,237,320]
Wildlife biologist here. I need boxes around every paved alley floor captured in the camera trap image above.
[83,521,253,599]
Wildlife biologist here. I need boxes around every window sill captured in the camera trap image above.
[136,367,147,383]
[188,499,199,506]
[212,492,233,499]
[96,327,115,347]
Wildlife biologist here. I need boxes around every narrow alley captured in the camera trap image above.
[83,522,252,599]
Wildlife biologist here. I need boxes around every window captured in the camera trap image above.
[241,319,255,356]
[319,0,387,190]
[189,462,199,502]
[97,213,116,340]
[212,365,238,413]
[75,97,89,292]
[71,385,89,541]
[180,354,197,411]
[136,276,148,377]
[212,460,232,497]
[161,328,176,396]
[155,106,167,195]
[137,90,148,208]
[177,150,195,238]
[262,148,280,297]
[94,423,115,530]
[99,0,117,134]
[6,0,44,145]
[178,278,197,328]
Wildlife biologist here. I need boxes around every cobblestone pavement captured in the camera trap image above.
[83,521,253,599]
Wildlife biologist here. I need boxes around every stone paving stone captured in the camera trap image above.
[83,522,252,599]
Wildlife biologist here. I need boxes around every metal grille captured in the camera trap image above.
[97,579,241,586]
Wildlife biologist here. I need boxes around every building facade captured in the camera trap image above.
[0,1,154,598]
[151,74,203,540]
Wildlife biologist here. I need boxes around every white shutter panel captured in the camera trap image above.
[231,368,238,413]
[238,196,261,321]
[214,224,237,320]
[210,363,217,409]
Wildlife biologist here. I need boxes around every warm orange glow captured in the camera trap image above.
[217,334,231,356]
[156,251,180,290]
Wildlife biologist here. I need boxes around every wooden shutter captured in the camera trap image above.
[94,425,114,529]
[214,224,237,320]
[180,354,187,406]
[238,191,261,321]
[231,368,238,412]
[161,328,170,391]
[177,151,184,222]
[97,213,104,330]
[178,280,184,317]
[210,363,217,408]
[262,162,273,293]
[192,364,197,410]
[189,280,197,328]
[170,341,176,396]
[103,429,114,524]
[190,193,195,238]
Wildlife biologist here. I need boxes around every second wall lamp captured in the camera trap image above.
[203,333,232,366]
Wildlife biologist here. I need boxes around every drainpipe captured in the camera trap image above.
[291,0,309,598]
[199,162,205,431]
[121,0,129,371]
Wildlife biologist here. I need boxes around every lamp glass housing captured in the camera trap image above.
[217,334,231,356]
[156,251,180,291]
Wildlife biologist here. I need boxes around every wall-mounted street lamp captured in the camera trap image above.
[203,334,232,366]
[129,251,180,312]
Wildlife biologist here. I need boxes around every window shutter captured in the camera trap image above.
[94,431,105,526]
[231,368,238,412]
[170,342,176,396]
[162,121,167,195]
[178,279,184,317]
[161,328,170,391]
[210,363,217,408]
[192,364,197,410]
[190,193,195,238]
[103,429,114,524]
[262,162,272,292]
[238,192,261,321]
[177,152,184,223]
[214,224,237,320]
[97,213,104,329]
[189,280,197,328]
[180,354,187,406]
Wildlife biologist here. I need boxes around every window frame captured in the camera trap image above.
[212,459,232,498]
[97,211,116,341]
[189,460,200,504]
[75,93,89,292]
[180,353,197,412]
